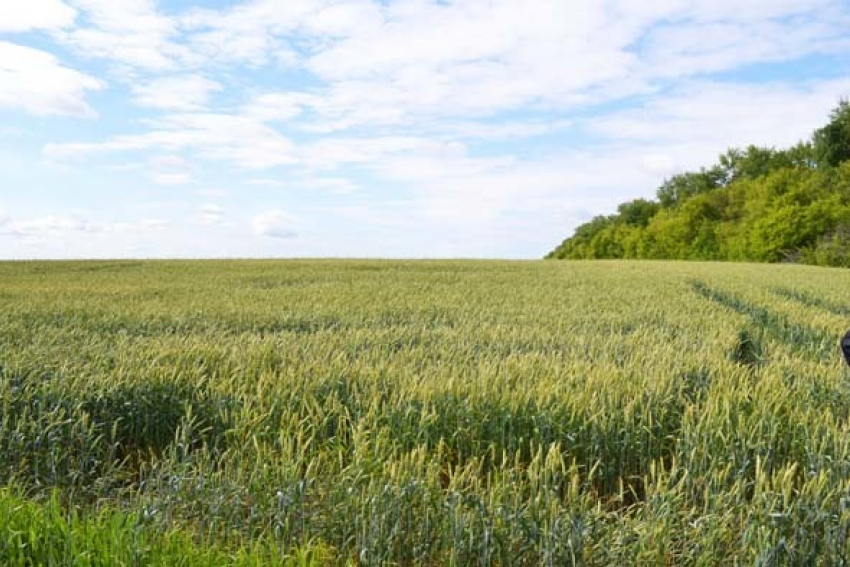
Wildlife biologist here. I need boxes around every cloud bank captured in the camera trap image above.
[1,0,849,258]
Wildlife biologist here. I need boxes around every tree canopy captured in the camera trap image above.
[547,101,850,267]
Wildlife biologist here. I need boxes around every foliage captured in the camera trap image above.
[0,488,327,566]
[547,101,850,263]
[2,260,850,564]
[814,99,850,167]
[656,167,725,208]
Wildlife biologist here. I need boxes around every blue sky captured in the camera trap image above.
[1,0,850,259]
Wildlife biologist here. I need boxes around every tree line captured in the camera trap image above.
[547,101,850,266]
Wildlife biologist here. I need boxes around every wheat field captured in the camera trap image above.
[1,259,850,565]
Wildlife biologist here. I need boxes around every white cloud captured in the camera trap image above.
[245,178,285,188]
[46,113,296,169]
[142,218,170,230]
[283,0,849,130]
[0,0,77,32]
[301,2,383,37]
[381,76,850,235]
[148,154,193,185]
[640,19,850,80]
[0,41,103,116]
[279,75,850,249]
[253,210,297,239]
[58,0,185,71]
[195,203,227,226]
[298,177,359,194]
[434,119,573,141]
[10,0,850,259]
[0,126,26,139]
[657,0,838,22]
[0,210,185,259]
[588,78,850,176]
[250,176,359,194]
[195,188,227,199]
[39,0,850,164]
[298,136,439,169]
[0,211,122,238]
[133,75,221,111]
[28,0,850,125]
[58,0,834,141]
[178,0,325,68]
[241,92,321,122]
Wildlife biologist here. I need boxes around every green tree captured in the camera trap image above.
[656,167,725,208]
[813,99,850,167]
[617,199,660,227]
[717,146,794,183]
[546,102,850,267]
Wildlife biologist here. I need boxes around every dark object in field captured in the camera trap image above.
[842,329,850,366]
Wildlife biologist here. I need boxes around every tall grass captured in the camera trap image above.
[1,259,850,564]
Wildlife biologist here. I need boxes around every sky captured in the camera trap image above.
[1,0,850,259]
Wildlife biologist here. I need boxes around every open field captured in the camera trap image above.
[2,259,850,564]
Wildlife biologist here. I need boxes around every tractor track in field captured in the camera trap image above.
[689,280,837,362]
[770,287,850,317]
